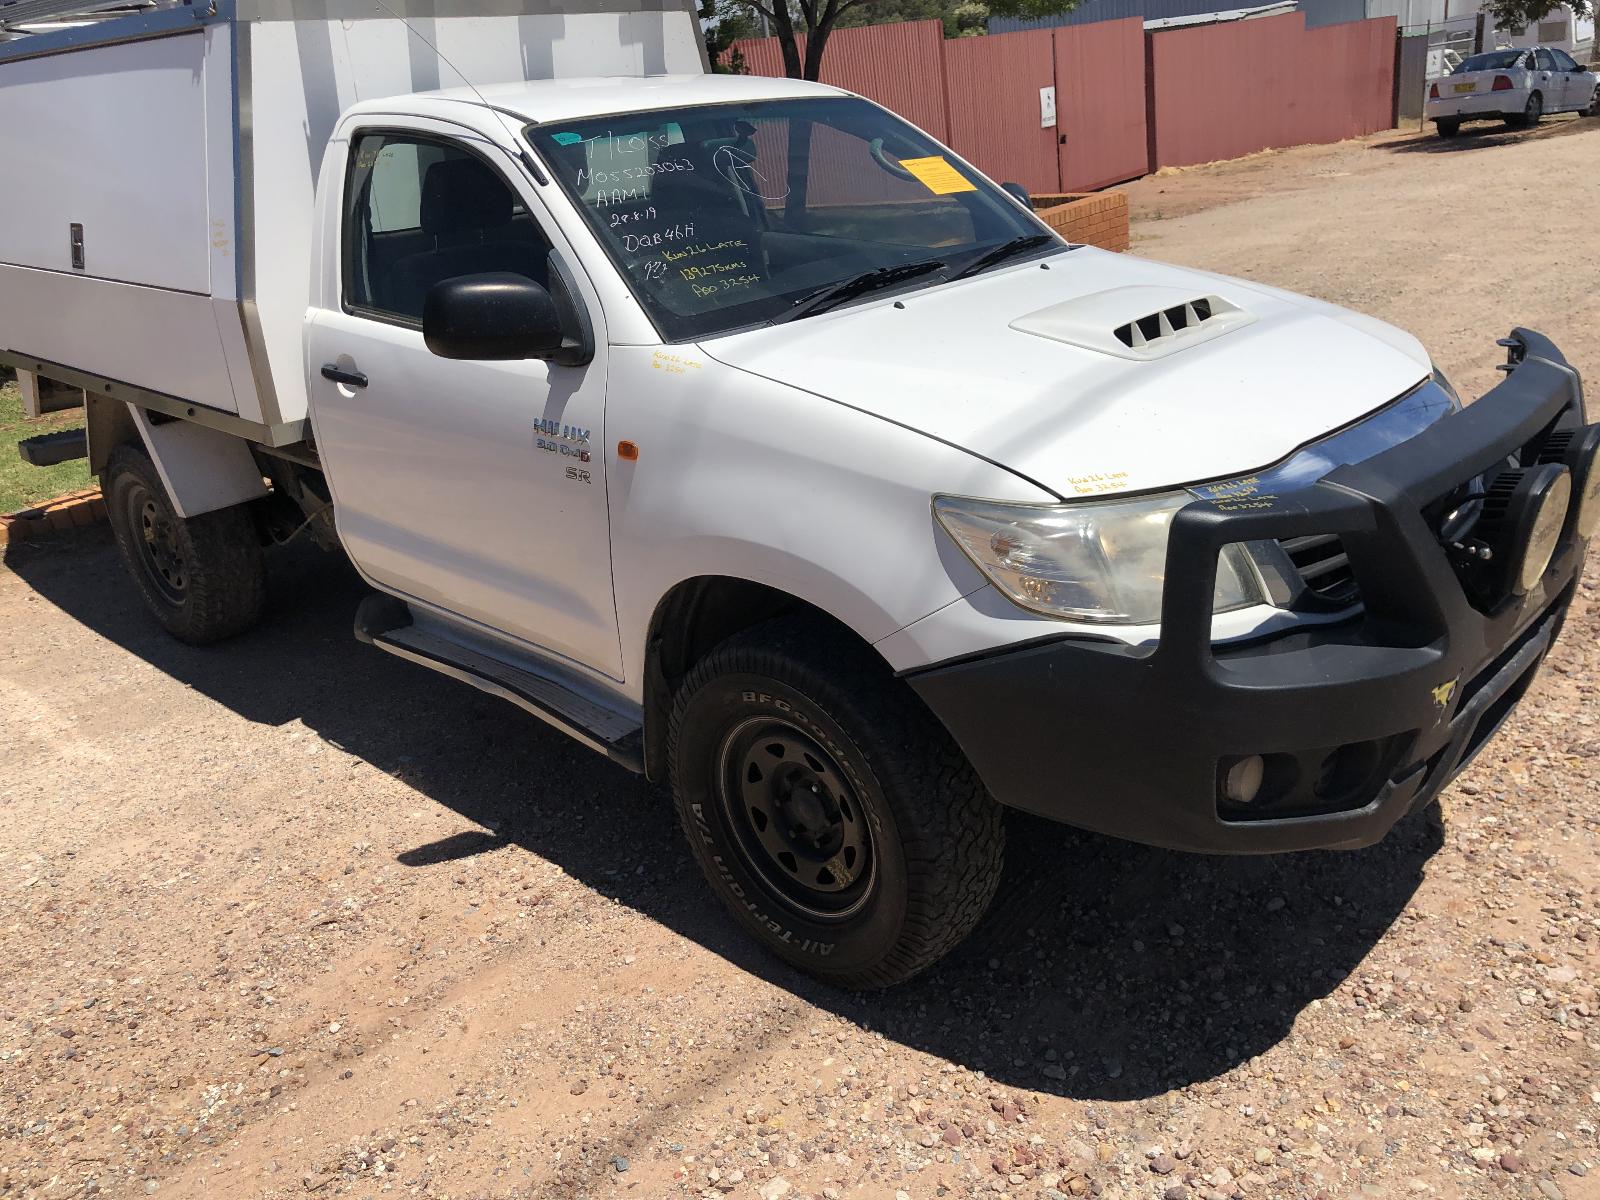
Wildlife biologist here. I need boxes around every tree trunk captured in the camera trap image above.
[771,4,803,78]
[802,22,831,80]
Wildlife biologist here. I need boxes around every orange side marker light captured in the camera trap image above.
[617,440,640,462]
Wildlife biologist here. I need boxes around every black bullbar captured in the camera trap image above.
[908,328,1592,854]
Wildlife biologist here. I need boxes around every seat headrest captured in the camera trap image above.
[421,157,513,237]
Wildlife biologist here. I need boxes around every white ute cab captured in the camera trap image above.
[5,1,1597,987]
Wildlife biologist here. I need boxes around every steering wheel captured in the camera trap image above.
[869,138,916,180]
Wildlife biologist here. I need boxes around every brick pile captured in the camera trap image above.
[0,487,106,546]
[1033,191,1131,254]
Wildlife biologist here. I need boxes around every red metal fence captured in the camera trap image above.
[733,12,1396,193]
[1054,19,1149,190]
[943,31,1058,195]
[736,20,951,141]
[1145,13,1397,169]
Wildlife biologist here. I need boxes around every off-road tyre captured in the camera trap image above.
[103,444,266,644]
[669,616,1005,989]
[1435,117,1461,138]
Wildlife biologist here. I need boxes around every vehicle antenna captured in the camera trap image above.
[365,0,551,183]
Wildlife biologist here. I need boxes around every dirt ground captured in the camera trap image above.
[4,115,1600,1200]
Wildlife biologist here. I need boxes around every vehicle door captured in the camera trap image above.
[1549,48,1585,109]
[305,121,622,678]
[1532,48,1559,105]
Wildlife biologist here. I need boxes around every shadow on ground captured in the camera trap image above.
[6,531,1442,1101]
[1375,110,1595,153]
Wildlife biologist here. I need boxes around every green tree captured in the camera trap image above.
[723,0,1082,80]
[1478,0,1594,41]
[701,0,759,72]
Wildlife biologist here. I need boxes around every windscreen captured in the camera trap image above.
[526,97,1051,341]
[1455,50,1525,72]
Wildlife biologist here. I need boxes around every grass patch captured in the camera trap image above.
[0,378,92,513]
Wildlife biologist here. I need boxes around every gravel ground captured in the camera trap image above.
[3,117,1600,1200]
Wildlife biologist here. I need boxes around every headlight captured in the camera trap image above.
[1431,364,1462,409]
[933,492,1267,624]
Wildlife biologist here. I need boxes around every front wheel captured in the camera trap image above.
[104,445,266,644]
[669,617,1004,989]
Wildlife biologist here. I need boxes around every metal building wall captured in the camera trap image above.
[989,0,1225,35]
[1144,12,1396,170]
[943,30,1059,194]
[1297,0,1367,27]
[991,0,1366,33]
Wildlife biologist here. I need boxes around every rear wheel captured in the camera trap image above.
[104,445,266,644]
[1515,90,1543,127]
[669,617,1005,989]
[1435,117,1461,138]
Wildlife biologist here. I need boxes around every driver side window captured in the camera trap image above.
[343,132,553,325]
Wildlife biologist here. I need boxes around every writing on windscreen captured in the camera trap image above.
[569,127,769,311]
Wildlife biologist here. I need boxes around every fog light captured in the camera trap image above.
[1513,468,1570,594]
[1222,755,1265,805]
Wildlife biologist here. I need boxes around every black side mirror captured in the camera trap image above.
[423,273,565,361]
[1000,181,1034,211]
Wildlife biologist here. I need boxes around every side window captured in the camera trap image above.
[1551,48,1579,71]
[1534,48,1557,71]
[343,132,552,324]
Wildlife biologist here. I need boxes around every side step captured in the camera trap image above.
[354,594,644,773]
[19,428,88,466]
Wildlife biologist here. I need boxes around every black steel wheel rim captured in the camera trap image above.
[715,716,877,921]
[126,483,187,606]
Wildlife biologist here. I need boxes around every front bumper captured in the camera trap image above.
[909,329,1590,853]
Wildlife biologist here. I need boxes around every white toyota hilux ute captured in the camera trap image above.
[4,8,1596,988]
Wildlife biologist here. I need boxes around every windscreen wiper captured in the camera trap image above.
[949,233,1057,281]
[773,258,947,324]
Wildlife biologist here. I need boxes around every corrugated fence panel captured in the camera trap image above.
[1054,17,1149,190]
[739,12,1396,191]
[1145,12,1395,170]
[942,30,1059,194]
[733,21,950,140]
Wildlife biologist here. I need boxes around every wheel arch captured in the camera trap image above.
[640,574,882,782]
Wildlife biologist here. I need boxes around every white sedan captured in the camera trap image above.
[1427,46,1599,137]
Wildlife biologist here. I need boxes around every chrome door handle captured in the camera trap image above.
[321,364,368,388]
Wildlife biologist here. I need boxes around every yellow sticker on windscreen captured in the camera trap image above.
[897,155,977,195]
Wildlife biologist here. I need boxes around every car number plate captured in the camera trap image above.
[1453,81,1477,93]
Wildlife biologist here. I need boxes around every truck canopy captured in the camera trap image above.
[0,0,706,442]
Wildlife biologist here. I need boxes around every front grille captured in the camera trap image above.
[1279,533,1361,608]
